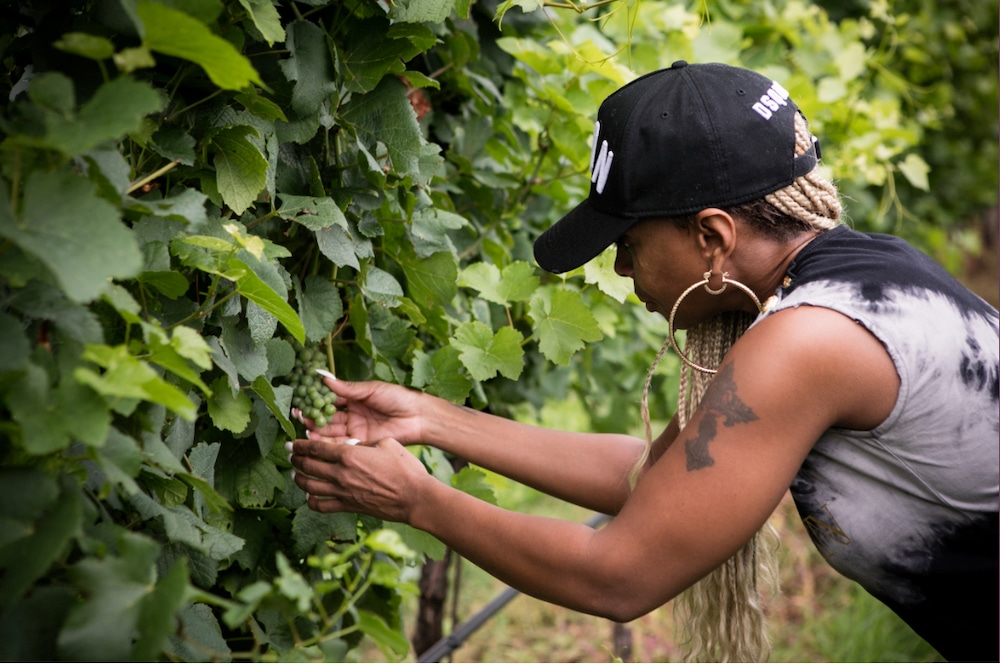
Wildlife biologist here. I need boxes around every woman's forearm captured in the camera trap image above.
[407,477,669,622]
[417,394,646,514]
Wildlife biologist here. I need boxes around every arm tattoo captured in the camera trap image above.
[684,363,758,471]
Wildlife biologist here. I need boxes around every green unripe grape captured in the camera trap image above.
[287,343,337,419]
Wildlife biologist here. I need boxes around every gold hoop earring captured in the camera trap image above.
[668,272,764,375]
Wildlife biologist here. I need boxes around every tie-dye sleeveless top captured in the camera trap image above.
[760,225,998,661]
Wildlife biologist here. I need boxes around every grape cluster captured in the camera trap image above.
[287,346,337,427]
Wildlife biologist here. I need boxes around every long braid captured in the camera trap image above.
[635,111,840,661]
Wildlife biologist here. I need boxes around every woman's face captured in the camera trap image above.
[613,218,713,328]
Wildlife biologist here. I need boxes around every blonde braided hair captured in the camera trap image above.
[635,112,841,662]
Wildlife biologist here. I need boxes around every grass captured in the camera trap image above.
[358,483,943,663]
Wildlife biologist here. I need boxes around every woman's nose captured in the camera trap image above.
[614,245,633,278]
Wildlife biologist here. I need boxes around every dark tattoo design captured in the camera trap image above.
[684,363,759,471]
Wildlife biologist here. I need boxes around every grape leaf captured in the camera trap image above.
[0,171,143,304]
[452,321,524,381]
[137,1,263,91]
[299,275,344,342]
[236,0,285,45]
[341,76,424,180]
[357,610,410,658]
[207,376,253,433]
[166,603,231,662]
[251,376,295,439]
[399,251,458,312]
[452,466,497,503]
[410,346,472,402]
[459,260,539,305]
[0,484,81,613]
[7,363,111,455]
[291,507,358,557]
[40,76,163,157]
[389,0,460,23]
[280,20,339,115]
[277,194,348,231]
[407,207,468,257]
[226,256,306,345]
[339,18,423,94]
[133,558,189,662]
[362,265,404,307]
[212,125,268,216]
[76,345,197,421]
[583,246,633,303]
[529,287,603,365]
[129,493,243,560]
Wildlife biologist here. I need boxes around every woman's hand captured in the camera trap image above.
[287,434,430,523]
[294,376,427,444]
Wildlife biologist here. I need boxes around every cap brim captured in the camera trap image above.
[533,199,637,274]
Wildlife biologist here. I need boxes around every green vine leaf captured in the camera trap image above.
[207,376,253,433]
[280,20,339,115]
[6,363,111,455]
[236,0,285,45]
[211,126,269,216]
[0,171,143,304]
[400,251,459,312]
[339,18,426,94]
[389,0,462,24]
[76,345,198,421]
[460,260,540,305]
[452,321,524,381]
[36,75,163,157]
[299,275,344,342]
[529,287,603,365]
[277,194,349,231]
[226,256,306,345]
[137,1,263,91]
[0,474,81,612]
[341,77,426,181]
[410,347,473,402]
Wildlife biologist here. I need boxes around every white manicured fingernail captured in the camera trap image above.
[284,441,293,453]
[345,438,360,446]
[305,430,313,440]
[290,470,297,481]
[315,369,336,380]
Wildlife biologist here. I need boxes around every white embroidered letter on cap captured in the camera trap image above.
[752,102,773,119]
[589,120,615,194]
[592,141,614,194]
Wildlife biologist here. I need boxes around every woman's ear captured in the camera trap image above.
[694,208,737,266]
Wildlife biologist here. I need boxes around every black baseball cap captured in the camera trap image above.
[533,61,820,274]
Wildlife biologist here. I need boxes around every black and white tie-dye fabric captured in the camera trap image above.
[759,225,999,661]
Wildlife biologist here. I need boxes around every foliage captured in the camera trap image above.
[0,0,994,661]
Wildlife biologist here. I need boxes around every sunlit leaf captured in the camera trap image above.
[529,287,603,365]
[137,1,262,90]
[452,321,524,381]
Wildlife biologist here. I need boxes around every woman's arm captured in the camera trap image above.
[416,398,680,514]
[291,307,898,619]
[309,377,676,514]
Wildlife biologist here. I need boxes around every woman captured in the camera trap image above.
[288,62,999,661]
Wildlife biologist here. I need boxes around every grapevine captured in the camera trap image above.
[287,345,338,427]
